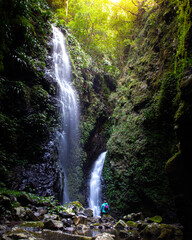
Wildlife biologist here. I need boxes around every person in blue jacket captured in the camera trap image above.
[101,200,109,215]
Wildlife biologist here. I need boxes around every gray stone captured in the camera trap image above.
[94,233,115,240]
[44,219,63,230]
[84,208,93,217]
[44,214,59,220]
[0,196,11,208]
[0,225,7,235]
[26,209,40,221]
[76,224,89,234]
[73,215,87,225]
[13,207,26,219]
[113,220,127,230]
[42,229,92,240]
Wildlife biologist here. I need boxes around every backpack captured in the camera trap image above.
[104,204,109,212]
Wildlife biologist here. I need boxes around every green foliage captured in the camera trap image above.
[0,188,54,203]
[171,0,191,72]
[0,0,52,73]
[103,0,188,217]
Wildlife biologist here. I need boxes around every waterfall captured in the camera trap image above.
[89,151,107,216]
[52,25,79,204]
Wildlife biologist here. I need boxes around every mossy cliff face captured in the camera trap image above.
[64,30,116,203]
[0,0,60,197]
[104,0,192,227]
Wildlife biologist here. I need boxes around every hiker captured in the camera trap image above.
[101,200,109,215]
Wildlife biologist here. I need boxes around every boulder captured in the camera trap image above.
[88,216,101,223]
[0,195,12,209]
[73,215,87,225]
[123,212,144,221]
[0,225,7,236]
[26,209,40,221]
[119,229,139,239]
[84,208,93,217]
[63,227,76,233]
[17,194,37,207]
[33,207,46,220]
[140,223,183,240]
[44,219,63,230]
[60,212,75,219]
[113,219,127,230]
[76,224,89,234]
[44,214,59,220]
[42,229,92,240]
[2,226,43,240]
[13,206,26,220]
[94,233,115,240]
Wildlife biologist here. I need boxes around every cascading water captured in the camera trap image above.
[52,25,79,204]
[89,151,107,216]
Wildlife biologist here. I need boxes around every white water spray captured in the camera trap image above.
[52,25,79,204]
[89,151,107,216]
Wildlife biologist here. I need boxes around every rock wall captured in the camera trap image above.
[0,0,60,197]
[103,0,192,232]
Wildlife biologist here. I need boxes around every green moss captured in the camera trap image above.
[93,223,101,226]
[126,221,138,227]
[20,221,44,228]
[149,216,163,223]
[165,151,181,174]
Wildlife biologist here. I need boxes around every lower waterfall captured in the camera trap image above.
[89,151,107,216]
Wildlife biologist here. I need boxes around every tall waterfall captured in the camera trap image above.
[89,151,107,216]
[52,25,79,204]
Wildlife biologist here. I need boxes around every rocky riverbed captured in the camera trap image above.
[0,192,183,240]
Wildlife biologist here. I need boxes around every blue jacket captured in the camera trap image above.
[101,202,109,213]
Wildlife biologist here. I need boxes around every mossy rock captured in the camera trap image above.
[114,220,127,230]
[93,223,101,226]
[149,216,163,223]
[70,201,83,208]
[126,221,138,228]
[20,221,44,228]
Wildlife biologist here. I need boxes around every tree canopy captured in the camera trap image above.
[46,0,156,70]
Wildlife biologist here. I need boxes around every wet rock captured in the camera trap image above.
[137,221,148,231]
[100,215,114,224]
[13,207,26,220]
[126,220,138,229]
[73,215,87,225]
[17,194,36,207]
[76,224,89,234]
[26,209,40,221]
[33,207,46,220]
[2,226,43,240]
[123,212,144,221]
[119,229,140,239]
[94,232,115,240]
[20,221,44,229]
[44,214,59,220]
[0,196,12,209]
[84,208,93,217]
[88,216,101,224]
[63,227,76,232]
[44,219,63,230]
[0,225,7,236]
[113,219,127,230]
[60,212,75,219]
[140,222,183,240]
[42,229,92,239]
[103,223,112,229]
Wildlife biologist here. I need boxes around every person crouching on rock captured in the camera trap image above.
[101,200,109,216]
